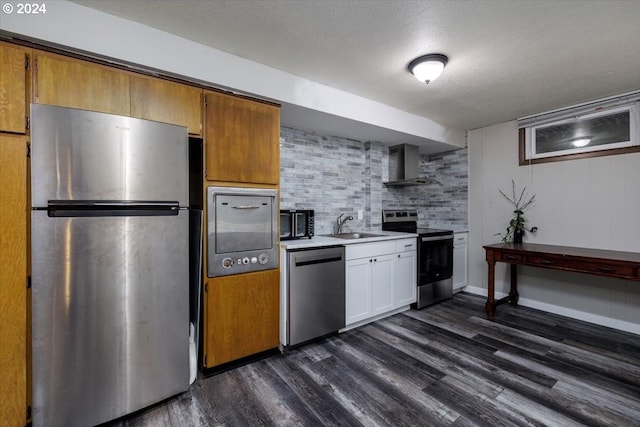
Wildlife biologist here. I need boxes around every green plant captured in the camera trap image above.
[497,180,538,243]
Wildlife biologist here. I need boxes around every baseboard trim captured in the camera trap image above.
[464,285,640,336]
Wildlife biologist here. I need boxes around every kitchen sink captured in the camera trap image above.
[327,232,385,239]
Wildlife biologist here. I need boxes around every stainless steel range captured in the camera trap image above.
[382,209,454,308]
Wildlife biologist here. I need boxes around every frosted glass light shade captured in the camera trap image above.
[408,54,448,84]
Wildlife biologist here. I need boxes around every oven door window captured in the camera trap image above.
[419,238,453,284]
[215,194,273,253]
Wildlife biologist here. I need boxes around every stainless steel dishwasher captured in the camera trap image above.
[288,246,345,346]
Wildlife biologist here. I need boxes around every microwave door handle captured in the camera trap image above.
[232,205,260,209]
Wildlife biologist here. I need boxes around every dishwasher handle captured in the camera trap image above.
[291,248,344,267]
[294,255,343,267]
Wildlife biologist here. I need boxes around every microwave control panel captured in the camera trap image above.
[221,253,270,270]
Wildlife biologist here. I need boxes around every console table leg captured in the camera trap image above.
[486,259,496,318]
[509,264,519,306]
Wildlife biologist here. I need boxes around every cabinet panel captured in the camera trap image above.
[453,233,468,291]
[131,76,202,136]
[34,53,130,116]
[345,258,372,325]
[371,255,395,315]
[205,91,280,184]
[346,240,396,260]
[395,251,417,306]
[346,240,420,326]
[0,42,28,133]
[395,238,416,252]
[0,134,27,426]
[204,269,279,367]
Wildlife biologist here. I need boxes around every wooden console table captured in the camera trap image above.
[483,242,640,318]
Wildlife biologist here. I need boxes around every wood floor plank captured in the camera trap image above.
[106,293,640,427]
[331,335,461,424]
[265,351,364,426]
[496,350,640,426]
[493,388,586,427]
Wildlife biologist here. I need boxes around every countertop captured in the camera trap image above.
[280,231,418,250]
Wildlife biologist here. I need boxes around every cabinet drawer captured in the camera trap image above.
[454,233,468,244]
[527,255,561,267]
[579,263,637,279]
[496,252,525,263]
[346,241,396,260]
[396,238,416,252]
[527,255,637,279]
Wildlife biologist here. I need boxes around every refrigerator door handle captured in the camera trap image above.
[45,200,181,217]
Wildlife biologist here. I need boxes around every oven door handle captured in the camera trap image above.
[232,205,261,210]
[421,235,453,242]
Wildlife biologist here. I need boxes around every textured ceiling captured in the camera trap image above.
[71,0,640,131]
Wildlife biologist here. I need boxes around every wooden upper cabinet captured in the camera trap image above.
[0,42,29,134]
[205,91,280,184]
[131,76,202,136]
[33,52,130,116]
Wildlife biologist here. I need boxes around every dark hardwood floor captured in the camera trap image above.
[107,292,640,426]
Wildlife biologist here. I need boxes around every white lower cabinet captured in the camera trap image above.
[371,254,395,315]
[345,257,372,324]
[395,250,417,306]
[453,232,468,292]
[345,238,416,327]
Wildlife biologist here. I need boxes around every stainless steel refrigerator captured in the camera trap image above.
[30,104,190,427]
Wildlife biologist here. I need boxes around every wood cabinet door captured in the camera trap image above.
[395,251,417,306]
[0,42,28,133]
[34,52,130,116]
[131,76,202,136]
[204,269,279,367]
[371,254,395,315]
[0,134,27,426]
[205,91,280,184]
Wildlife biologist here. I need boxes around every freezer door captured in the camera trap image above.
[30,104,188,207]
[31,211,189,427]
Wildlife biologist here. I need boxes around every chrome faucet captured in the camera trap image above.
[336,213,354,234]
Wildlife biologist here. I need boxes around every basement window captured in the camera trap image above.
[519,98,640,165]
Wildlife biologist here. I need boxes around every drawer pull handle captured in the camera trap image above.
[598,267,615,273]
[540,259,554,265]
[404,244,413,248]
[504,255,520,260]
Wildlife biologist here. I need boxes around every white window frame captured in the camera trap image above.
[524,103,639,161]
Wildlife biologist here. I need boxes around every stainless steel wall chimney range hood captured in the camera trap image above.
[383,144,441,187]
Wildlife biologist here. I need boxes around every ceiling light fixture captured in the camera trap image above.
[408,54,448,84]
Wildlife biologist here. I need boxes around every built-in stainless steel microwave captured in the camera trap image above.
[207,186,278,277]
[280,209,314,240]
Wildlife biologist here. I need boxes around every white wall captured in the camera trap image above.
[468,121,640,334]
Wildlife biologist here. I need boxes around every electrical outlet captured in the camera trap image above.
[357,209,364,220]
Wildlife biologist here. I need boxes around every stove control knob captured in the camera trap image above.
[222,258,233,268]
[242,257,250,265]
[251,257,258,264]
[258,253,269,264]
